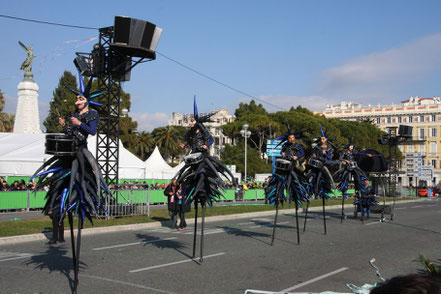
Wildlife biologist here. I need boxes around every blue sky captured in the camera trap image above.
[2,0,441,131]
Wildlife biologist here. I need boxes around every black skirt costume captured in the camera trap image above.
[173,124,235,206]
[31,109,108,223]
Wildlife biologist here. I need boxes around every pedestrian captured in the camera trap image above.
[164,180,179,229]
[176,185,190,230]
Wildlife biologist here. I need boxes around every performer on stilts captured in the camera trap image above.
[174,97,236,262]
[31,70,108,293]
[333,138,369,222]
[265,122,309,245]
[303,123,336,235]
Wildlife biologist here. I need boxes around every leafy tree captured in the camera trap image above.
[220,141,271,177]
[43,71,78,133]
[152,125,187,162]
[234,100,268,120]
[0,91,14,132]
[132,131,154,161]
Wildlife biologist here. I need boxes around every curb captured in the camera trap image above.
[0,199,427,245]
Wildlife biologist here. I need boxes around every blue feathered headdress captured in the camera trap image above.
[64,69,106,109]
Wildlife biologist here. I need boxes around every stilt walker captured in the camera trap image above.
[31,70,108,293]
[304,123,336,235]
[173,97,236,262]
[265,123,309,245]
[333,138,369,222]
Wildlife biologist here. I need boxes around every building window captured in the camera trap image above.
[420,115,425,123]
[409,116,413,123]
[398,117,402,123]
[430,142,437,153]
[432,160,437,168]
[432,115,437,122]
[215,128,220,135]
[431,128,438,138]
[376,118,381,124]
[419,144,425,152]
[408,145,414,152]
[418,128,425,140]
[387,117,391,124]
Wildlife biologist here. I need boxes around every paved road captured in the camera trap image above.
[1,198,440,294]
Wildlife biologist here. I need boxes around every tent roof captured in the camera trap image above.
[144,146,173,172]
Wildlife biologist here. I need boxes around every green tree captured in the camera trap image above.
[132,131,154,161]
[220,142,271,177]
[43,71,78,133]
[0,91,15,132]
[234,100,268,120]
[152,126,187,162]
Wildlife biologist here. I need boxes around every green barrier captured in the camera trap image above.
[222,190,235,201]
[0,191,46,210]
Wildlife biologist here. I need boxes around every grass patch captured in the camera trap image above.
[0,197,421,238]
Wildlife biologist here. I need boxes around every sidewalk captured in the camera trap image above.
[0,199,426,246]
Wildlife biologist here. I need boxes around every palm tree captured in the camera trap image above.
[152,126,184,162]
[135,131,154,161]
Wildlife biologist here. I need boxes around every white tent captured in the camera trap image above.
[144,146,177,179]
[0,132,145,179]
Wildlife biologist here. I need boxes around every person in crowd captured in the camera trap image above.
[164,180,179,229]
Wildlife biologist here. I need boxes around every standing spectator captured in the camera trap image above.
[176,185,190,231]
[0,177,8,191]
[164,180,179,229]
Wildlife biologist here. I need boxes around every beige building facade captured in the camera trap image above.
[316,96,441,187]
[168,109,235,158]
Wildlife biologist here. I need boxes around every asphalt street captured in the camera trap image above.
[0,198,440,294]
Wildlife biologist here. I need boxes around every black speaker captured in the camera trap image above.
[74,55,93,76]
[111,16,163,59]
[398,125,413,138]
[110,54,131,82]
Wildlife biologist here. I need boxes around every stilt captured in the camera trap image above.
[295,201,300,244]
[192,199,198,259]
[322,196,327,235]
[68,213,77,293]
[303,202,309,232]
[199,203,206,262]
[73,215,83,293]
[359,190,364,223]
[271,201,279,246]
[340,190,345,223]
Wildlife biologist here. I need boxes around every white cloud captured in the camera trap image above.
[317,33,441,103]
[131,112,171,132]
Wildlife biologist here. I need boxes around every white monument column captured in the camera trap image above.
[13,72,42,134]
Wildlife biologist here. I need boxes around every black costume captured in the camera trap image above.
[172,97,235,261]
[265,125,309,245]
[31,71,107,293]
[303,123,336,235]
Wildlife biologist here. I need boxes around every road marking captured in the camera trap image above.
[280,267,349,292]
[395,207,406,210]
[92,237,177,251]
[183,228,226,235]
[81,274,176,294]
[427,204,437,207]
[238,222,254,225]
[366,222,381,226]
[0,252,39,262]
[129,252,226,273]
[411,206,423,208]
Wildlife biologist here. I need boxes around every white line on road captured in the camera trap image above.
[92,237,177,251]
[0,254,39,262]
[365,221,381,226]
[395,207,406,210]
[81,274,177,294]
[238,222,254,225]
[280,267,349,292]
[129,252,226,273]
[427,204,437,207]
[411,206,423,208]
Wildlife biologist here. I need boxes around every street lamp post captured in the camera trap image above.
[240,124,251,181]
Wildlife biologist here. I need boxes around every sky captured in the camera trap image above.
[1,0,441,131]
